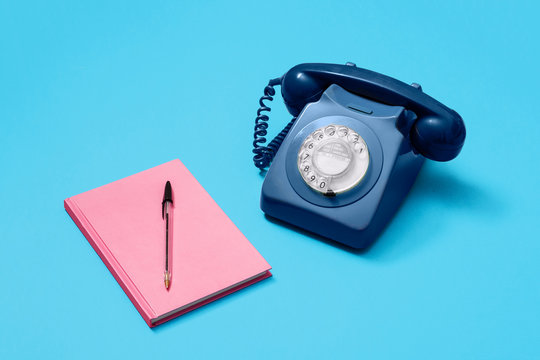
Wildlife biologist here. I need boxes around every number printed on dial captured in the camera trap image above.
[297,124,370,194]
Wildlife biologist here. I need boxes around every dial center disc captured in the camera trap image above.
[313,140,351,176]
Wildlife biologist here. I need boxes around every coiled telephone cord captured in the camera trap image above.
[252,78,297,170]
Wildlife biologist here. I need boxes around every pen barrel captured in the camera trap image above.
[165,211,169,271]
[162,180,173,289]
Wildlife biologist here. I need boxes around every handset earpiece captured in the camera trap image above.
[280,63,466,161]
[410,112,465,161]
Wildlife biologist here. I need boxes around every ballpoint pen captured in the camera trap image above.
[162,181,173,290]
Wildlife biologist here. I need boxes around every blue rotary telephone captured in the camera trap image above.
[252,63,466,249]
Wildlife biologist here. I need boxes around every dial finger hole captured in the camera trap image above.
[324,125,336,136]
[348,132,359,143]
[301,151,311,161]
[312,130,324,141]
[337,126,349,137]
[354,141,367,155]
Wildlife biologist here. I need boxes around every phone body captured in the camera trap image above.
[253,63,465,249]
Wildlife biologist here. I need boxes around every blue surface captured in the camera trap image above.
[1,0,539,358]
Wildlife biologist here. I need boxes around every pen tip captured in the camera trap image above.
[164,271,170,290]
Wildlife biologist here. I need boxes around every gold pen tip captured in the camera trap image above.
[164,271,170,289]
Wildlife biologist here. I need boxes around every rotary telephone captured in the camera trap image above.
[252,62,466,249]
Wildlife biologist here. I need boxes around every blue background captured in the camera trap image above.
[1,0,539,358]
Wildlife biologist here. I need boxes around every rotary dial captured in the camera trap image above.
[297,124,369,195]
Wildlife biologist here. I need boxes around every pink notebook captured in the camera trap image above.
[64,159,271,327]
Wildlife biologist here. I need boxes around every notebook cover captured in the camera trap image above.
[64,159,271,327]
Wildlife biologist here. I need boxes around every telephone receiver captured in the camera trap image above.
[252,62,466,249]
[254,63,465,168]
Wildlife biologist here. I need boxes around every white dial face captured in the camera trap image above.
[297,124,369,194]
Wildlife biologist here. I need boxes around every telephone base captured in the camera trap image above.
[260,85,426,249]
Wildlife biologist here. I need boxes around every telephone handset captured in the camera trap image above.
[253,63,465,249]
